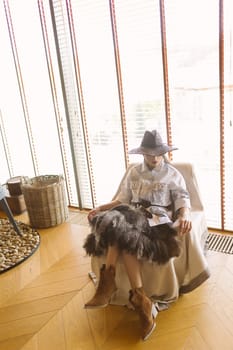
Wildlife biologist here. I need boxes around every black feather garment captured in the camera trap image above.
[83,204,181,264]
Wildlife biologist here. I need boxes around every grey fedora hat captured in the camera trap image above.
[129,130,178,156]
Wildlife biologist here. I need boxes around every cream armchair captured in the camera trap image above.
[90,162,210,305]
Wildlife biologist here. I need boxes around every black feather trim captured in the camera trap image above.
[83,204,181,264]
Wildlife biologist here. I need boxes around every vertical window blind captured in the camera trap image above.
[0,0,65,178]
[0,0,232,232]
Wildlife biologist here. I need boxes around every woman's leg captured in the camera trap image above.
[105,244,120,268]
[122,251,143,289]
[122,252,157,341]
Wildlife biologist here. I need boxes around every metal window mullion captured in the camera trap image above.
[109,0,128,169]
[219,0,225,230]
[159,0,173,159]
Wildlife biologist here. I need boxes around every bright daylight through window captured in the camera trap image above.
[0,0,232,232]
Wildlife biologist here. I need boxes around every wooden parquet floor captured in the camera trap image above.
[1,210,233,350]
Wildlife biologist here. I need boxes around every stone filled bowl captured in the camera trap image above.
[0,218,40,273]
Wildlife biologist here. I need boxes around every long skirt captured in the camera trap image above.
[83,204,210,305]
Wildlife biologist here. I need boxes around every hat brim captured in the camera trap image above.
[128,145,178,156]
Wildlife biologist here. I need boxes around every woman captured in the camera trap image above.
[83,129,210,341]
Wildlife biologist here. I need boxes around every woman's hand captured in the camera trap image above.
[87,200,122,222]
[87,207,101,222]
[173,207,192,236]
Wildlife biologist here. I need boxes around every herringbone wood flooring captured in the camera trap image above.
[0,209,233,350]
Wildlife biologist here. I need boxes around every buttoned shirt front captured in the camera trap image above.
[115,160,191,222]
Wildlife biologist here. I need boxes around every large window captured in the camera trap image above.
[165,0,221,228]
[0,0,232,232]
[223,0,233,231]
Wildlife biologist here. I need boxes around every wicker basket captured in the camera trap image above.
[21,175,68,228]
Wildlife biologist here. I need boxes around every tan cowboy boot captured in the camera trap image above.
[84,264,117,308]
[129,287,157,341]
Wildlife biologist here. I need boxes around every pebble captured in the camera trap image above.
[0,218,40,273]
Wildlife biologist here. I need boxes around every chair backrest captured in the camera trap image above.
[172,162,204,211]
[113,162,204,212]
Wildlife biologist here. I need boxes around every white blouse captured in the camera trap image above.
[115,160,191,222]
